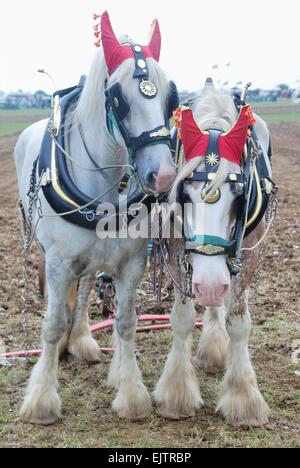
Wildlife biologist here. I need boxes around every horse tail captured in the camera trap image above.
[38,253,46,297]
[69,280,78,313]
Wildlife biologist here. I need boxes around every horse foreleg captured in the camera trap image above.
[216,284,270,427]
[153,294,203,419]
[196,306,229,374]
[20,256,73,425]
[109,255,152,420]
[67,275,100,363]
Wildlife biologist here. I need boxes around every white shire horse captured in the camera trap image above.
[154,84,275,426]
[14,11,177,425]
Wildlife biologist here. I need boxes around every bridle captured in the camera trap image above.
[36,45,179,230]
[104,44,179,164]
[175,109,278,277]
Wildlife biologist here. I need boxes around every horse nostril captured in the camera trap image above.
[145,172,157,189]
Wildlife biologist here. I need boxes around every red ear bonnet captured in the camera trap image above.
[180,108,210,161]
[100,11,161,75]
[218,105,254,164]
[146,19,161,62]
[176,105,254,165]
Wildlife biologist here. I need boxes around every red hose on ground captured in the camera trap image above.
[0,315,203,360]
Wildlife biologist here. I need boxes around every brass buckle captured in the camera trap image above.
[118,181,128,191]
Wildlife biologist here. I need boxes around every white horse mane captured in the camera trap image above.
[170,88,239,203]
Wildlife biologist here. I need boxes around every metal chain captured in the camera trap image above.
[21,164,39,362]
[176,243,192,304]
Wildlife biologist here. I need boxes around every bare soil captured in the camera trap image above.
[0,122,299,448]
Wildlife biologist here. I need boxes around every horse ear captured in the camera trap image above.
[204,77,215,88]
[219,105,251,164]
[101,11,124,74]
[180,108,209,160]
[148,19,161,62]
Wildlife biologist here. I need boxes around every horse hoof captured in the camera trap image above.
[20,391,62,426]
[196,325,229,375]
[156,404,198,420]
[112,383,152,420]
[153,373,203,420]
[217,386,271,427]
[68,335,101,363]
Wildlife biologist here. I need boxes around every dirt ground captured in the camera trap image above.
[0,122,299,448]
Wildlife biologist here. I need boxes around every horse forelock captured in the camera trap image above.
[192,87,238,133]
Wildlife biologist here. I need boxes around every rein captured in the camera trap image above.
[78,124,117,185]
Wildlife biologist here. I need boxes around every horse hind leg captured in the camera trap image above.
[67,275,100,363]
[57,280,78,358]
[20,257,73,425]
[196,306,229,374]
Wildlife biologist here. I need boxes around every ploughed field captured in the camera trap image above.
[0,112,299,448]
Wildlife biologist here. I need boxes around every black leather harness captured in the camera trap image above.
[38,78,154,230]
[104,44,179,156]
[37,45,179,231]
[174,118,277,275]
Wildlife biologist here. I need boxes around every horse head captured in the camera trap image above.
[100,11,177,194]
[173,91,255,306]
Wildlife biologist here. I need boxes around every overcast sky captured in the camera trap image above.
[0,0,299,93]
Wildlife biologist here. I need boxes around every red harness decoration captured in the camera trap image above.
[174,105,256,165]
[96,11,161,75]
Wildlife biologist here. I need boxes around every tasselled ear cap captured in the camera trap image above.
[98,11,162,75]
[177,105,255,164]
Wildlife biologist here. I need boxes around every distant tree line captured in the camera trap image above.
[180,83,297,104]
[0,90,51,110]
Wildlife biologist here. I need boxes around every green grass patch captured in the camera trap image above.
[0,109,49,118]
[253,99,294,108]
[0,122,34,137]
[262,113,300,123]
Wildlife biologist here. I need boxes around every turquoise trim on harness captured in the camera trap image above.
[107,111,121,145]
[107,111,134,166]
[189,235,232,247]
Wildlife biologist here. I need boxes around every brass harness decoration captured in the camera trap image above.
[196,245,225,256]
[150,127,171,139]
[139,79,158,98]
